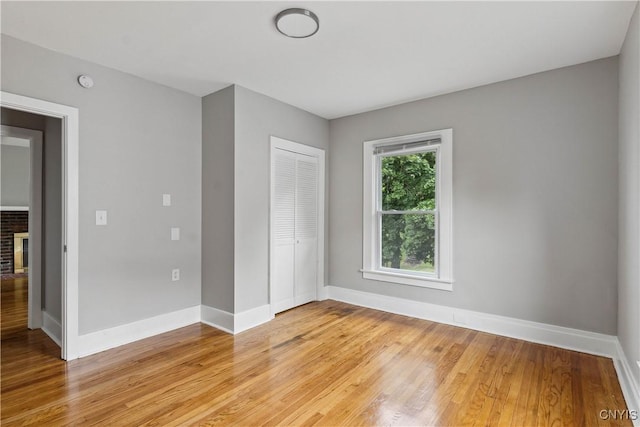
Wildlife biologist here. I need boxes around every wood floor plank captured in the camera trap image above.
[1,277,632,426]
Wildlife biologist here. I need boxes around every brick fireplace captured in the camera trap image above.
[1,211,29,275]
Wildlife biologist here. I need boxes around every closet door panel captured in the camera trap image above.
[273,242,295,313]
[294,155,318,305]
[272,149,296,313]
[294,241,316,305]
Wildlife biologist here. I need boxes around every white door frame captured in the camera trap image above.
[1,91,79,360]
[269,136,326,316]
[1,125,43,330]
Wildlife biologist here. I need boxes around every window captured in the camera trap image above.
[363,129,453,290]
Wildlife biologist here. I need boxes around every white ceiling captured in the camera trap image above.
[1,1,636,119]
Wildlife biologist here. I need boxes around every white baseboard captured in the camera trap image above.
[41,310,62,347]
[75,303,273,358]
[234,304,272,334]
[200,304,273,334]
[317,285,329,301]
[201,305,234,334]
[77,305,200,358]
[614,341,640,424]
[327,285,618,358]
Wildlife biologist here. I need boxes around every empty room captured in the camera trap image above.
[1,1,638,426]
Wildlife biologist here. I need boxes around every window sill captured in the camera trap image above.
[361,269,453,291]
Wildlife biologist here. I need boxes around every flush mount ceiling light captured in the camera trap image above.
[275,8,319,38]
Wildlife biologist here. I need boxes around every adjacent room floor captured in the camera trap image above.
[0,276,631,426]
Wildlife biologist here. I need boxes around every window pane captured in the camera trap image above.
[381,151,436,211]
[381,213,435,273]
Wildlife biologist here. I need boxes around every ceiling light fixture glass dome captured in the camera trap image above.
[275,8,319,38]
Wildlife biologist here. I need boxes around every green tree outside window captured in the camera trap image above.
[380,151,437,272]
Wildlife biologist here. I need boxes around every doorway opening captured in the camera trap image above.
[1,123,43,337]
[1,92,79,360]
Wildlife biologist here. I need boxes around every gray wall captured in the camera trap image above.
[618,2,640,388]
[1,27,628,345]
[43,117,62,321]
[0,144,30,206]
[202,85,235,313]
[1,35,202,334]
[329,57,619,335]
[234,85,329,313]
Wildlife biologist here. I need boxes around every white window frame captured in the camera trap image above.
[362,128,453,291]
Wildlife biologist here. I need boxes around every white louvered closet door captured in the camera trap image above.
[272,148,319,314]
[293,155,318,307]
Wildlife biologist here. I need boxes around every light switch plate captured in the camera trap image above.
[96,210,107,225]
[171,227,180,241]
[172,269,180,281]
[162,194,171,206]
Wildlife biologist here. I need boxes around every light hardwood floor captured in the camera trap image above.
[1,277,632,426]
